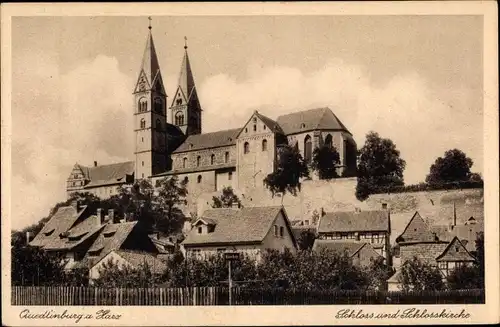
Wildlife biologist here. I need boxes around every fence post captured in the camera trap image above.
[94,287,98,305]
[193,287,197,306]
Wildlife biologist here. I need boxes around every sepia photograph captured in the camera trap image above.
[1,2,498,326]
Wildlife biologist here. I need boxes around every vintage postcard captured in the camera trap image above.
[1,1,499,326]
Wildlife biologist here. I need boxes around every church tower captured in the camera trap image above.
[169,37,202,135]
[133,22,168,179]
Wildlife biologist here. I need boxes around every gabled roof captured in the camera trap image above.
[436,237,476,262]
[182,206,296,247]
[78,161,134,188]
[235,111,284,139]
[172,128,240,153]
[276,107,350,135]
[30,205,89,249]
[85,222,138,264]
[317,210,390,233]
[396,211,437,243]
[312,240,365,257]
[114,250,168,274]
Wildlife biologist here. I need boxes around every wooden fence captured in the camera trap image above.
[11,286,484,306]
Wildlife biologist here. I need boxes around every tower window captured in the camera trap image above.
[197,175,202,183]
[183,157,187,169]
[325,134,333,149]
[245,128,248,133]
[154,98,163,113]
[253,125,257,132]
[184,176,189,184]
[175,112,185,125]
[176,98,183,105]
[228,172,232,181]
[197,156,201,167]
[211,154,215,165]
[262,139,268,151]
[140,118,146,129]
[141,137,144,142]
[244,142,250,154]
[142,161,144,167]
[138,98,147,113]
[263,125,266,130]
[225,152,229,163]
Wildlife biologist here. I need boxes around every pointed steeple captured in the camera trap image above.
[174,36,196,103]
[170,37,202,135]
[134,21,164,94]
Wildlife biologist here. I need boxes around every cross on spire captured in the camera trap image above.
[148,16,152,30]
[184,36,188,50]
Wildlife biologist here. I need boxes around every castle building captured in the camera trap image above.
[66,25,358,214]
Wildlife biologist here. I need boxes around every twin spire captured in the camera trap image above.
[134,17,196,105]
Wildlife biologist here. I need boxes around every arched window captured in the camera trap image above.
[183,157,187,169]
[304,135,312,163]
[262,139,268,151]
[138,98,147,112]
[325,134,333,149]
[156,119,162,131]
[197,175,202,183]
[175,112,184,125]
[253,125,257,132]
[211,154,215,165]
[228,172,232,180]
[154,98,163,113]
[244,142,250,154]
[176,98,183,105]
[225,152,229,163]
[197,156,201,167]
[140,118,146,129]
[183,176,189,184]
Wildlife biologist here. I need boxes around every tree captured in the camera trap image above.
[364,256,395,291]
[398,257,445,292]
[446,264,483,290]
[212,186,242,208]
[356,131,406,201]
[311,145,341,180]
[93,257,167,288]
[263,145,309,202]
[426,149,474,185]
[297,230,316,251]
[153,176,188,235]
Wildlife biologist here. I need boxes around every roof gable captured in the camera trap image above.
[317,210,390,233]
[235,111,283,139]
[436,237,476,262]
[182,206,285,246]
[396,211,437,243]
[276,107,349,135]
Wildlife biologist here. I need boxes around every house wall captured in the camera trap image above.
[171,145,236,171]
[237,114,277,194]
[261,211,297,253]
[354,245,382,267]
[185,244,263,262]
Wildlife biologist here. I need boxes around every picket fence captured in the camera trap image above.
[11,286,485,306]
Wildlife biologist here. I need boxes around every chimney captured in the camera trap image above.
[320,207,326,217]
[70,199,79,211]
[231,201,240,209]
[96,208,103,224]
[453,202,457,228]
[108,209,115,224]
[94,161,98,167]
[26,231,32,245]
[381,203,388,210]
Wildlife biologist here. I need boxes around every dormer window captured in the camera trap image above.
[103,231,116,238]
[198,227,202,234]
[253,117,257,123]
[43,228,55,236]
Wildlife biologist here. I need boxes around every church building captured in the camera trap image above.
[66,24,358,214]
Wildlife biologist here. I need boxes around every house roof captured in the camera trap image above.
[29,205,89,249]
[155,163,236,176]
[291,226,317,241]
[172,128,240,153]
[396,211,437,243]
[77,161,134,188]
[114,250,168,275]
[85,222,138,264]
[436,237,476,262]
[182,206,296,247]
[255,112,284,134]
[317,210,390,233]
[276,107,350,135]
[312,240,365,257]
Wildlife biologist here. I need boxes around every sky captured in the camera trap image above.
[10,15,484,230]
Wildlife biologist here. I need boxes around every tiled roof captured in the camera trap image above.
[291,226,317,241]
[182,206,294,246]
[396,212,437,243]
[436,237,476,262]
[318,210,390,233]
[276,107,350,135]
[79,161,134,188]
[173,128,240,153]
[312,240,365,257]
[155,163,235,176]
[85,222,138,264]
[255,112,284,134]
[30,206,88,249]
[114,250,168,275]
